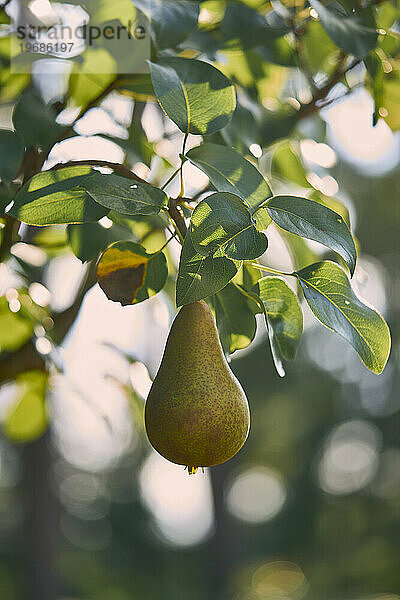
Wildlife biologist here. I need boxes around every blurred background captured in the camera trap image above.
[1,1,400,599]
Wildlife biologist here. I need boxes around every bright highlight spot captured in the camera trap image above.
[5,289,18,302]
[29,282,51,307]
[9,299,21,313]
[99,216,113,229]
[129,362,152,399]
[301,139,337,168]
[319,420,380,495]
[324,90,397,173]
[252,561,309,599]
[11,242,47,267]
[307,173,339,196]
[226,466,286,523]
[35,337,52,355]
[29,0,53,19]
[249,144,263,158]
[139,451,214,546]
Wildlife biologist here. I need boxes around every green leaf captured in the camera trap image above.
[242,263,263,293]
[68,49,116,108]
[380,67,400,131]
[67,222,125,262]
[221,97,264,152]
[257,276,303,376]
[133,0,199,49]
[126,116,154,167]
[88,0,137,27]
[117,73,156,101]
[309,0,378,58]
[260,107,298,146]
[80,171,167,216]
[186,143,272,229]
[0,68,29,105]
[308,189,351,227]
[260,37,297,68]
[296,261,391,374]
[0,9,10,23]
[212,283,257,355]
[365,52,385,126]
[264,195,357,276]
[97,241,168,306]
[0,184,18,214]
[9,166,108,225]
[0,130,24,184]
[190,192,268,260]
[279,229,319,271]
[13,88,63,147]
[271,141,309,188]
[301,21,337,74]
[0,296,33,352]
[149,57,236,135]
[221,3,290,49]
[3,371,48,443]
[176,233,240,306]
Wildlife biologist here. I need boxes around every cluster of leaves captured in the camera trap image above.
[0,0,397,439]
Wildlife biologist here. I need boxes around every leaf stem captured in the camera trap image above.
[178,133,189,198]
[249,263,296,278]
[161,167,181,191]
[155,232,179,254]
[232,282,265,313]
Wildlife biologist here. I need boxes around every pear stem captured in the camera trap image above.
[186,466,199,475]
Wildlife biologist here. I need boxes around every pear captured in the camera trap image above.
[145,300,250,472]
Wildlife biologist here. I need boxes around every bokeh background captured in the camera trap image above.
[1,1,400,599]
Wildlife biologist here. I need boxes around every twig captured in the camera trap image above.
[165,198,187,242]
[48,79,119,153]
[162,206,185,244]
[155,232,179,254]
[161,167,181,191]
[297,55,361,120]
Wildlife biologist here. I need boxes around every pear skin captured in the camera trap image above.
[144,300,250,471]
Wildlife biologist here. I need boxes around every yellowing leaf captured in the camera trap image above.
[97,241,167,306]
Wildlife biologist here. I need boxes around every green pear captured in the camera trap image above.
[144,300,250,473]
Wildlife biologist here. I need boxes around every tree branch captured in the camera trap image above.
[51,259,98,343]
[47,79,119,154]
[0,259,98,383]
[50,159,147,183]
[168,198,187,240]
[297,55,361,120]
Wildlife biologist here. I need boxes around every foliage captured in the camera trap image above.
[0,0,397,443]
